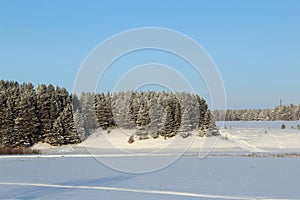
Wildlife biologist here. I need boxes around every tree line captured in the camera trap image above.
[0,80,81,147]
[80,91,218,140]
[213,104,300,121]
[0,80,218,147]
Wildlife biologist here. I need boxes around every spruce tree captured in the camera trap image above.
[178,108,193,138]
[129,92,141,124]
[105,92,115,128]
[2,84,19,146]
[161,106,175,138]
[61,104,81,144]
[36,84,52,141]
[13,84,40,146]
[73,110,86,140]
[47,104,81,145]
[196,95,210,136]
[73,94,87,140]
[174,99,181,130]
[80,92,97,132]
[0,91,5,145]
[95,93,109,130]
[47,116,64,145]
[148,104,164,138]
[123,105,136,129]
[136,103,151,126]
[135,103,151,139]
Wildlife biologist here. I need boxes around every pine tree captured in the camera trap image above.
[80,92,97,133]
[123,105,136,129]
[161,106,175,138]
[174,99,181,131]
[0,89,5,145]
[178,108,193,138]
[47,115,64,145]
[196,95,210,134]
[95,93,109,130]
[198,109,210,137]
[2,102,15,145]
[135,103,151,139]
[2,83,19,146]
[148,104,164,138]
[47,104,81,145]
[13,84,40,146]
[73,110,86,140]
[136,103,151,126]
[36,84,52,141]
[49,88,60,125]
[104,92,115,128]
[208,114,219,136]
[61,104,81,144]
[129,92,141,124]
[73,94,87,140]
[72,94,82,112]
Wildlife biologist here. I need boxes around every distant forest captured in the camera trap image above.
[0,80,217,147]
[213,104,300,121]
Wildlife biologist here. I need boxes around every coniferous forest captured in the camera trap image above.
[0,80,218,148]
[213,105,300,121]
[0,80,81,147]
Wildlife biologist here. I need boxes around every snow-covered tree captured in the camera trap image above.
[13,83,40,147]
[46,104,81,145]
[80,92,97,133]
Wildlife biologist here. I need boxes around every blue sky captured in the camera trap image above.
[0,0,299,109]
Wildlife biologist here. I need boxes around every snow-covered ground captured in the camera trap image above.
[0,156,300,199]
[1,121,300,199]
[28,121,300,156]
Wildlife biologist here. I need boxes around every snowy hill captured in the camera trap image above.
[31,121,300,156]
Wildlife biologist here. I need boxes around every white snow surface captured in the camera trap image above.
[1,121,300,199]
[0,156,299,199]
[29,121,300,155]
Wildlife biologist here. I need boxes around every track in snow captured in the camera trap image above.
[0,182,291,200]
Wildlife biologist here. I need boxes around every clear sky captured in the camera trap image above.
[0,0,299,109]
